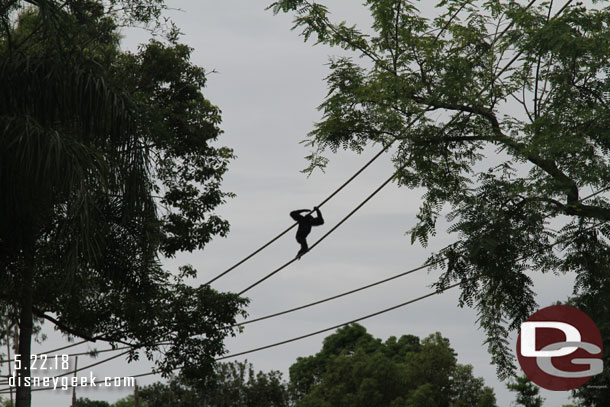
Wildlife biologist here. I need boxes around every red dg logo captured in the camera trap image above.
[516,305,603,391]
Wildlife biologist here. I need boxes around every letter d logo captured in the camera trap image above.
[520,321,581,357]
[517,305,603,391]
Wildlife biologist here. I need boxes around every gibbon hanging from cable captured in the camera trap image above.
[290,207,324,259]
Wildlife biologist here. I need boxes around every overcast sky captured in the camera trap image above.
[14,1,590,406]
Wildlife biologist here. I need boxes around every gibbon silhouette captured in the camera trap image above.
[290,207,324,259]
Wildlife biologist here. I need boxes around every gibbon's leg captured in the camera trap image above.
[296,234,309,259]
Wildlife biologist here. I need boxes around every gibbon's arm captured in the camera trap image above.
[312,207,324,226]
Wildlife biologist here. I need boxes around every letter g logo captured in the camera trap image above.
[516,305,603,391]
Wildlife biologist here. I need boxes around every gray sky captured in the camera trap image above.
[9,1,590,405]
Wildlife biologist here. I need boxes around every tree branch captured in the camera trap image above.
[33,307,134,346]
[406,96,610,219]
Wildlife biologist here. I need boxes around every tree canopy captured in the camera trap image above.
[0,1,247,406]
[507,375,544,407]
[289,324,496,407]
[271,0,610,377]
[136,361,290,407]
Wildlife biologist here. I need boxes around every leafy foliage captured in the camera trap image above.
[271,0,610,377]
[507,375,544,407]
[289,324,497,407]
[136,361,289,407]
[110,38,234,256]
[0,2,247,404]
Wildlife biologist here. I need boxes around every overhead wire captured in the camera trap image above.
[581,185,610,202]
[234,261,439,326]
[220,283,460,360]
[237,0,553,294]
[204,145,391,286]
[235,215,608,328]
[204,0,529,286]
[237,169,400,295]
